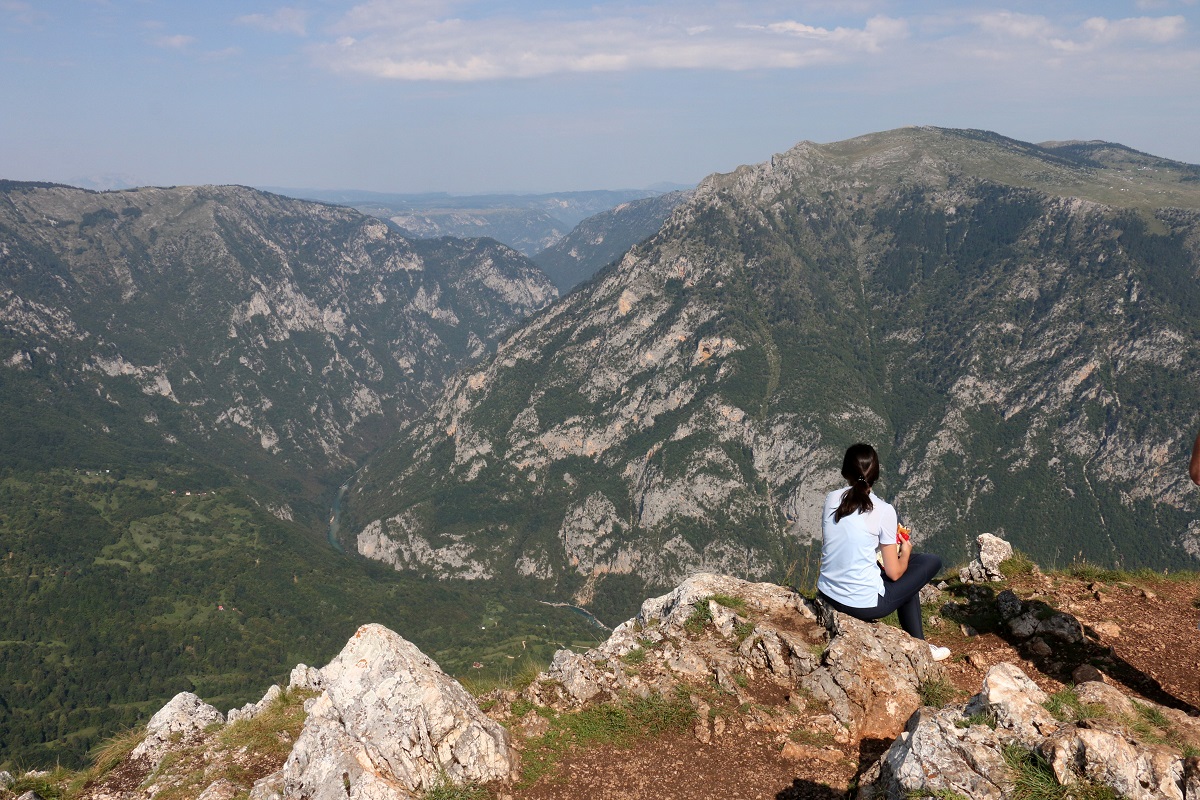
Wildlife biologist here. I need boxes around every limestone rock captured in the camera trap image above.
[0,772,12,790]
[1074,680,1138,720]
[543,648,604,704]
[130,691,225,770]
[269,624,516,800]
[803,603,939,740]
[289,663,325,692]
[228,684,282,725]
[197,778,241,800]
[1039,721,1185,800]
[964,663,1059,748]
[858,706,1008,800]
[958,533,1014,583]
[248,770,284,800]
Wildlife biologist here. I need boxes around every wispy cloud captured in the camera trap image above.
[0,0,44,25]
[972,11,1186,54]
[314,3,908,81]
[153,33,196,50]
[236,7,309,36]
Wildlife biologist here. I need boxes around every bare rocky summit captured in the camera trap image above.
[23,557,1200,800]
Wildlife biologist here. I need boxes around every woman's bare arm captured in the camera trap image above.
[880,538,911,581]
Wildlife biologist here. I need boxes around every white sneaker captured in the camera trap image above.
[929,644,952,662]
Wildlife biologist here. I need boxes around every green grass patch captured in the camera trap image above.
[1002,744,1119,800]
[1042,687,1107,724]
[684,601,713,635]
[918,677,959,708]
[708,594,748,613]
[733,621,756,645]
[217,687,314,761]
[956,709,998,729]
[621,647,647,666]
[422,772,490,800]
[789,728,835,747]
[517,692,696,787]
[999,550,1037,580]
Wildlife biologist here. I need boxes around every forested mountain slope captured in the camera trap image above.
[0,182,556,517]
[346,127,1200,621]
[0,182,575,769]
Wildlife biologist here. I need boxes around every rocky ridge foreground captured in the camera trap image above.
[14,540,1200,800]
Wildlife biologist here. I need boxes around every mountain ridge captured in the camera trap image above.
[345,126,1200,619]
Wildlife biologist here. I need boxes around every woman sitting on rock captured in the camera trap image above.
[817,442,950,661]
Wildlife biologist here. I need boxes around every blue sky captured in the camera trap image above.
[2,1,1198,193]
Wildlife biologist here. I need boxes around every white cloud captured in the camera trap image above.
[970,11,1187,54]
[236,7,309,36]
[313,3,908,81]
[153,34,195,50]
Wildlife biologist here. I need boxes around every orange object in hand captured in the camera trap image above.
[897,524,911,543]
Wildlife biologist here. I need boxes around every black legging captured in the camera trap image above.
[818,552,943,640]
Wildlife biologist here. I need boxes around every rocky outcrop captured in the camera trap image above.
[130,692,224,771]
[959,533,1016,584]
[808,600,939,740]
[860,661,1200,800]
[520,573,937,742]
[253,624,515,800]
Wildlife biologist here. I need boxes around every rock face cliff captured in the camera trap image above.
[347,127,1200,615]
[0,182,556,505]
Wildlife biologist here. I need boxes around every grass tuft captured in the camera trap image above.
[621,647,647,666]
[956,709,998,729]
[709,594,749,613]
[1003,744,1120,800]
[684,600,713,635]
[998,550,1037,580]
[1042,687,1107,724]
[422,771,490,800]
[918,677,959,708]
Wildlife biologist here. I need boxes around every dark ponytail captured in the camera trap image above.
[833,443,880,523]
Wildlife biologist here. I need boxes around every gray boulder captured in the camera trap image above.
[964,663,1059,748]
[858,706,1009,799]
[289,663,325,693]
[255,624,515,800]
[804,603,940,740]
[959,533,1014,583]
[130,691,225,770]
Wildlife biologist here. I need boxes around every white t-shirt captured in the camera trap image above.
[817,487,898,608]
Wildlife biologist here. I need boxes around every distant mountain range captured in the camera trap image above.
[266,187,682,257]
[344,127,1200,622]
[533,191,691,293]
